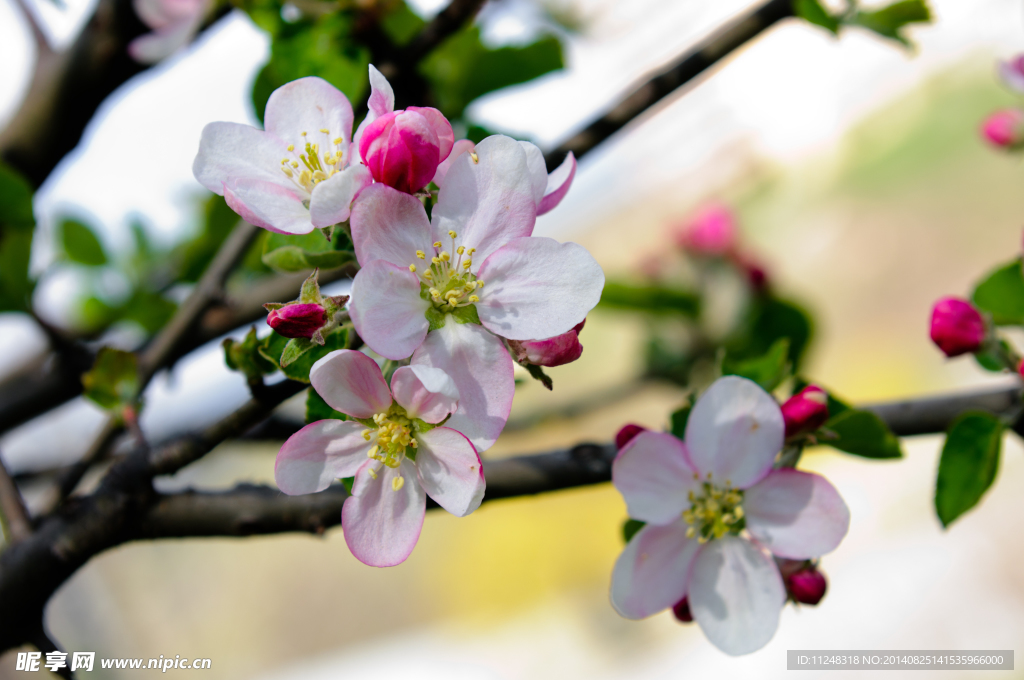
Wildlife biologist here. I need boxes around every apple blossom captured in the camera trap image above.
[508,320,586,368]
[129,0,209,64]
[781,385,829,438]
[348,134,604,450]
[929,297,986,357]
[275,350,484,567]
[981,109,1024,149]
[266,303,326,339]
[610,376,850,655]
[193,77,371,235]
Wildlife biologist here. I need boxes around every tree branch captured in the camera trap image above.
[0,451,32,544]
[543,0,795,169]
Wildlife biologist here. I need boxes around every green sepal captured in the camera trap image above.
[341,476,355,494]
[622,519,646,543]
[425,307,448,332]
[670,401,693,440]
[223,326,277,381]
[524,362,553,390]
[935,411,1002,527]
[450,304,481,325]
[850,0,932,47]
[82,347,140,411]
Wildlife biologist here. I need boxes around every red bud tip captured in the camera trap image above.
[929,297,986,357]
[787,566,828,605]
[267,303,327,339]
[781,385,829,438]
[672,597,694,623]
[615,423,647,450]
[981,109,1024,148]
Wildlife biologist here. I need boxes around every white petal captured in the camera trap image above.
[367,64,395,118]
[390,365,459,423]
[264,77,354,150]
[537,152,576,216]
[223,178,314,235]
[414,427,484,516]
[128,17,198,64]
[475,237,605,340]
[610,520,700,619]
[743,469,850,559]
[612,431,700,525]
[275,420,372,495]
[343,459,425,567]
[192,122,291,195]
[309,349,393,418]
[349,260,431,360]
[350,183,432,268]
[411,317,514,452]
[430,135,537,265]
[309,164,372,228]
[685,376,784,489]
[688,537,786,656]
[518,141,548,205]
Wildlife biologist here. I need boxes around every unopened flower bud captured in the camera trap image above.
[359,107,455,193]
[786,566,827,605]
[929,297,986,357]
[671,596,694,623]
[981,109,1024,148]
[266,303,326,339]
[674,203,737,256]
[514,320,586,367]
[615,423,647,451]
[781,385,829,438]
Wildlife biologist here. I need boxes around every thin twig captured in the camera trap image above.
[0,451,32,544]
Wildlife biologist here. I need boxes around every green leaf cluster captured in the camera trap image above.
[262,228,355,273]
[794,0,932,46]
[0,163,36,312]
[82,347,139,411]
[597,280,700,317]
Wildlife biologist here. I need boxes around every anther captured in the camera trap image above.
[470,152,479,164]
[291,161,298,168]
[333,137,343,145]
[457,246,465,255]
[362,430,372,441]
[319,128,329,134]
[416,250,426,259]
[448,230,457,239]
[409,264,417,272]
[440,252,451,262]
[392,476,405,491]
[367,467,378,480]
[287,144,294,151]
[301,131,307,137]
[463,260,472,269]
[469,295,479,303]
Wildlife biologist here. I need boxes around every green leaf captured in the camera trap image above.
[794,0,840,33]
[971,259,1024,325]
[724,338,791,391]
[851,0,932,46]
[935,411,1002,527]
[420,26,564,118]
[82,347,139,410]
[380,2,425,46]
[669,402,692,440]
[262,231,355,273]
[280,337,316,368]
[280,327,350,383]
[732,296,814,372]
[306,388,347,424]
[121,289,177,334]
[598,281,700,317]
[0,163,35,312]
[224,327,277,380]
[59,218,107,266]
[824,409,903,459]
[622,518,646,543]
[258,330,290,367]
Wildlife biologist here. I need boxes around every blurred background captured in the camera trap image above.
[1,0,1024,677]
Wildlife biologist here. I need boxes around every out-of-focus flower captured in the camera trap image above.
[348,135,604,450]
[786,565,828,605]
[509,320,586,368]
[674,203,737,256]
[929,297,986,357]
[266,303,326,339]
[275,350,483,567]
[615,423,647,451]
[981,109,1024,149]
[781,385,829,438]
[998,55,1024,92]
[610,376,850,655]
[672,597,694,623]
[129,0,209,64]
[193,77,372,234]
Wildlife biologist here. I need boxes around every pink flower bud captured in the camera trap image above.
[358,107,455,194]
[981,109,1024,148]
[929,297,986,357]
[671,596,694,623]
[1018,359,1024,379]
[615,423,647,451]
[674,203,737,256]
[786,566,827,605]
[267,303,327,339]
[515,320,586,367]
[781,385,829,438]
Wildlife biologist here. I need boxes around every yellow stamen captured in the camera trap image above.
[457,246,465,255]
[319,128,329,134]
[416,250,426,259]
[432,241,442,248]
[448,230,457,239]
[469,295,479,303]
[392,476,405,491]
[287,144,294,151]
[470,152,479,164]
[333,137,343,145]
[362,430,372,441]
[409,264,417,272]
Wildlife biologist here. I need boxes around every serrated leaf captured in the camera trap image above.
[280,337,316,368]
[280,327,350,383]
[724,338,791,391]
[971,259,1024,325]
[306,388,347,423]
[794,0,840,33]
[622,518,645,543]
[597,281,700,317]
[82,347,139,410]
[935,411,1002,527]
[824,409,903,459]
[60,218,107,266]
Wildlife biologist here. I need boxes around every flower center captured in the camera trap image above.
[361,409,418,491]
[408,230,484,312]
[682,474,745,543]
[278,129,346,194]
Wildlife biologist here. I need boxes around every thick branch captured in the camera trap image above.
[543,0,795,169]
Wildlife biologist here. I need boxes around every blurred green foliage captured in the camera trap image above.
[935,411,1002,527]
[0,163,35,312]
[82,347,139,411]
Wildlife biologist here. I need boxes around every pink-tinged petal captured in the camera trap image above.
[390,365,459,423]
[431,135,538,264]
[432,139,475,188]
[134,0,205,29]
[610,520,700,619]
[192,122,291,195]
[517,327,583,367]
[688,537,786,656]
[612,431,700,525]
[128,17,198,63]
[411,318,514,452]
[309,349,393,418]
[223,178,313,235]
[264,77,354,149]
[367,64,395,119]
[343,459,425,567]
[537,152,576,216]
[743,469,850,559]
[684,376,784,489]
[408,107,454,161]
[350,183,432,267]
[414,427,484,516]
[349,260,430,360]
[359,111,398,181]
[275,419,372,495]
[309,164,372,228]
[518,141,548,204]
[385,111,441,193]
[999,56,1024,93]
[475,237,605,340]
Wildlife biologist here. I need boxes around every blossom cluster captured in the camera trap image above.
[193,67,603,567]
